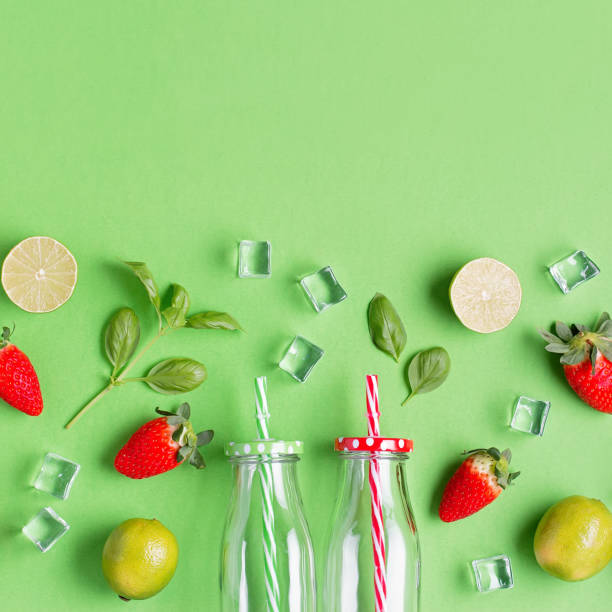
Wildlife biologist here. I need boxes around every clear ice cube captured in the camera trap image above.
[34,452,81,500]
[22,507,70,552]
[238,241,271,278]
[300,266,347,312]
[548,250,599,293]
[471,554,514,592]
[279,336,324,382]
[510,396,550,436]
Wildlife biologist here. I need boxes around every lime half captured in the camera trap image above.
[449,257,521,333]
[1,236,77,313]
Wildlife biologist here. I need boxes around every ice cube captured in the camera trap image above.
[238,241,271,278]
[510,396,550,436]
[471,554,514,592]
[300,266,347,313]
[34,452,80,500]
[279,336,324,382]
[548,250,599,294]
[22,507,70,552]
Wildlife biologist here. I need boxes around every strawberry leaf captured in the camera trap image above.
[196,430,214,446]
[594,312,610,333]
[176,402,191,420]
[554,321,572,342]
[538,329,563,345]
[545,343,569,353]
[188,449,206,469]
[560,346,587,365]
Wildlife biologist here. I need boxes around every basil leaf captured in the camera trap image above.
[104,307,140,376]
[124,261,161,317]
[186,311,243,331]
[162,284,190,329]
[403,347,450,404]
[144,358,207,394]
[367,293,406,362]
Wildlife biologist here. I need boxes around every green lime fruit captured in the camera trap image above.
[534,495,612,581]
[449,257,521,333]
[102,518,179,600]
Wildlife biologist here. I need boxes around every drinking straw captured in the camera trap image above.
[254,376,281,612]
[366,374,387,612]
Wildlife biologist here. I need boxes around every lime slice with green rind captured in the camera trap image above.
[449,257,521,333]
[1,236,77,313]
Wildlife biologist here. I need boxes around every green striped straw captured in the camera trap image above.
[255,376,280,612]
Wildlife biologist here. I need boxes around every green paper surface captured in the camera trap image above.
[1,2,611,610]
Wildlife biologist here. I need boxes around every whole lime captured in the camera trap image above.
[102,518,179,600]
[534,495,612,581]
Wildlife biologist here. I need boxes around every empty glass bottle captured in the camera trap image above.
[220,439,316,612]
[324,436,420,611]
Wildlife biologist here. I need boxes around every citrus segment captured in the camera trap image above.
[1,236,77,313]
[449,257,521,333]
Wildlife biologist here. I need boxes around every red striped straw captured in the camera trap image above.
[366,374,387,612]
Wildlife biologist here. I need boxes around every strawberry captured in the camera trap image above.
[539,312,612,414]
[114,403,213,479]
[0,326,43,416]
[439,447,519,522]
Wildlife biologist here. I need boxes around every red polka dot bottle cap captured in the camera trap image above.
[335,437,413,452]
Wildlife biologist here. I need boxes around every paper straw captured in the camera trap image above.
[366,374,387,612]
[254,376,280,612]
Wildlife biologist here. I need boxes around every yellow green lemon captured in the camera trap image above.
[534,495,612,581]
[102,518,179,600]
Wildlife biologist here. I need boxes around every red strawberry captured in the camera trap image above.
[0,326,43,416]
[539,313,612,414]
[114,403,213,479]
[439,447,519,522]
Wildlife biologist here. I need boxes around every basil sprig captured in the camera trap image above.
[65,261,242,429]
[402,347,451,404]
[368,293,407,362]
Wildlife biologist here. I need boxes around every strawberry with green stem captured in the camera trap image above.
[114,402,213,479]
[0,326,43,416]
[539,312,612,414]
[65,261,242,429]
[439,447,519,522]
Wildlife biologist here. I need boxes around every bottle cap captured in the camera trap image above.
[224,439,304,457]
[334,436,413,452]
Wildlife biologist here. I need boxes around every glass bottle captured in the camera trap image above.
[220,439,316,611]
[324,436,420,611]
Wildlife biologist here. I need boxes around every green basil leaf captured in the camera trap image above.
[367,293,406,362]
[162,284,190,329]
[403,347,450,404]
[104,307,140,376]
[186,311,243,331]
[144,358,207,395]
[124,261,161,316]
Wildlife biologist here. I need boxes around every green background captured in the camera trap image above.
[1,2,611,610]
